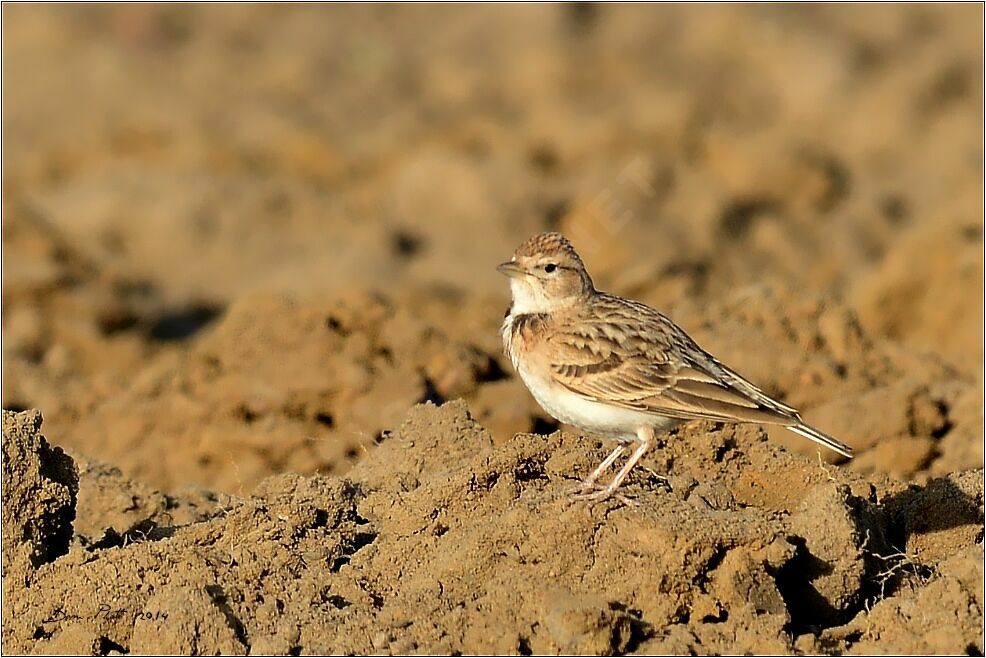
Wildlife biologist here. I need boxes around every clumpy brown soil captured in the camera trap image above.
[3,406,984,655]
[2,4,984,655]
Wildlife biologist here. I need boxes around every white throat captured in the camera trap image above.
[509,278,553,314]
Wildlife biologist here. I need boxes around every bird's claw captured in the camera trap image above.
[566,482,637,508]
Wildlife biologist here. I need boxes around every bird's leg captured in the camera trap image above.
[576,427,654,503]
[574,444,626,493]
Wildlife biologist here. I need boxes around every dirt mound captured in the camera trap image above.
[3,405,982,655]
[2,410,78,578]
[2,4,983,655]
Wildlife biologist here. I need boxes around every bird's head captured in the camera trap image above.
[497,232,595,313]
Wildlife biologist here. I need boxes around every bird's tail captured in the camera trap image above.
[786,423,854,459]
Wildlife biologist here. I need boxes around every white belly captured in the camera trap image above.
[502,311,680,441]
[515,360,677,442]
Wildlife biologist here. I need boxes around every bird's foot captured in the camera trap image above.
[567,482,637,508]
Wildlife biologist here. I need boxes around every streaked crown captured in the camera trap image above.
[513,232,587,271]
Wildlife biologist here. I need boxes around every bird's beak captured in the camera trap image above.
[496,260,525,278]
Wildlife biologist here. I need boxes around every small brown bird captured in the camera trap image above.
[498,232,853,503]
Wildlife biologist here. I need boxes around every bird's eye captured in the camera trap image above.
[543,263,557,273]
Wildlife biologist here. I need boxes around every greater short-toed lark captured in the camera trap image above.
[498,232,853,503]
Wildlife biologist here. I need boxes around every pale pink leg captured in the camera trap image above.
[578,444,626,491]
[575,427,654,504]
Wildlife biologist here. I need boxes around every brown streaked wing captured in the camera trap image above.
[546,321,676,403]
[546,307,799,425]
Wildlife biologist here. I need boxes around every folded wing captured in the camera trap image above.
[546,305,853,457]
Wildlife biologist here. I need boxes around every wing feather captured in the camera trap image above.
[546,295,800,425]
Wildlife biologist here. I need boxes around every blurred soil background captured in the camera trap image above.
[2,4,984,655]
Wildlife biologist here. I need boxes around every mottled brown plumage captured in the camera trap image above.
[498,232,853,504]
[538,292,804,426]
